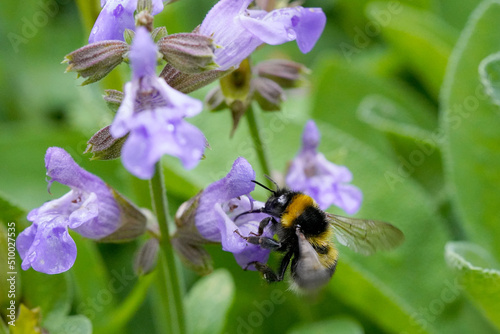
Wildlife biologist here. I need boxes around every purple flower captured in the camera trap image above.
[109,27,205,179]
[89,0,165,43]
[17,147,121,274]
[195,157,272,268]
[199,0,326,70]
[286,120,363,214]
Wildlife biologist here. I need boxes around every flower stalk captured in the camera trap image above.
[246,105,272,185]
[149,161,186,334]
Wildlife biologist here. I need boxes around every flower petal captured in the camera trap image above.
[286,121,363,214]
[302,119,320,151]
[199,0,259,70]
[330,183,363,214]
[130,27,158,80]
[119,112,206,179]
[18,216,77,274]
[196,157,256,240]
[239,7,326,53]
[89,0,164,43]
[291,7,326,53]
[89,0,136,43]
[153,78,203,118]
[45,147,106,193]
[215,205,271,269]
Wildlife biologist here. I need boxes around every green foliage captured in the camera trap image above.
[445,242,500,330]
[479,51,500,106]
[440,0,500,260]
[185,269,235,334]
[288,317,364,334]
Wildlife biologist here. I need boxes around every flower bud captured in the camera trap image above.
[103,89,124,112]
[137,0,153,13]
[133,238,159,276]
[158,33,218,74]
[255,59,309,88]
[252,77,286,111]
[204,86,227,111]
[85,125,127,161]
[124,29,135,44]
[151,27,168,43]
[63,41,129,85]
[171,192,214,275]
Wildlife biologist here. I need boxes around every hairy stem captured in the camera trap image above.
[149,162,186,334]
[246,105,273,186]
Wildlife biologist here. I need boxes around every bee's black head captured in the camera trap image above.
[252,177,294,218]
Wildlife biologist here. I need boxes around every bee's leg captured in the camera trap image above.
[245,262,280,282]
[245,250,293,283]
[234,230,281,250]
[249,217,278,236]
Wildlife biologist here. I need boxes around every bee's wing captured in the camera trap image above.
[326,213,404,255]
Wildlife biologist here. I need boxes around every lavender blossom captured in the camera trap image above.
[195,157,273,268]
[17,147,121,274]
[199,0,326,70]
[89,0,164,43]
[286,121,363,214]
[109,27,206,179]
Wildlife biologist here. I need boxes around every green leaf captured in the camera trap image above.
[70,234,117,322]
[445,241,500,329]
[366,2,458,98]
[357,94,437,140]
[479,51,500,106]
[47,315,93,334]
[288,316,364,334]
[0,194,25,225]
[440,0,500,260]
[185,269,235,334]
[357,94,445,198]
[311,54,436,157]
[329,261,427,334]
[434,0,483,29]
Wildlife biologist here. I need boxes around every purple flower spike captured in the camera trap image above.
[200,0,326,70]
[110,27,206,179]
[17,147,121,274]
[89,0,164,43]
[195,157,272,268]
[286,121,363,214]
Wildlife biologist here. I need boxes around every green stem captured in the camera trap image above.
[246,105,273,185]
[149,162,186,334]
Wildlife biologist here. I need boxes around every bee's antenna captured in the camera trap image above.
[264,175,280,191]
[251,179,275,193]
[234,208,263,221]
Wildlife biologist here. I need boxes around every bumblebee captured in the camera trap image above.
[235,178,405,291]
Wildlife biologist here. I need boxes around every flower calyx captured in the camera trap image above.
[63,41,129,85]
[158,33,218,74]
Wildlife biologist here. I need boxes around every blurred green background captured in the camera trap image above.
[1,0,500,333]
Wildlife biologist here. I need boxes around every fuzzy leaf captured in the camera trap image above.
[288,317,364,334]
[185,269,235,334]
[440,0,500,260]
[445,241,500,329]
[479,51,500,106]
[366,2,458,98]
